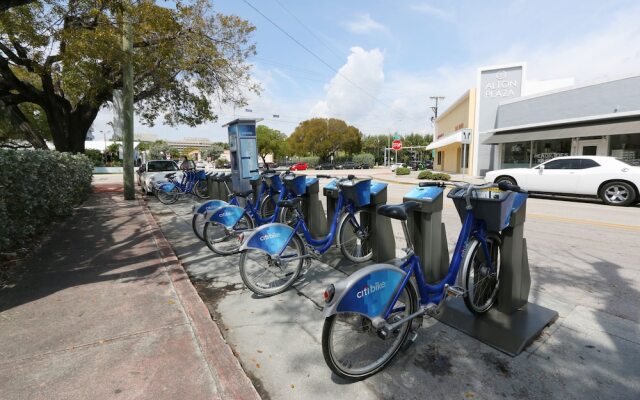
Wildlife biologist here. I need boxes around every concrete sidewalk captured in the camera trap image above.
[0,189,259,400]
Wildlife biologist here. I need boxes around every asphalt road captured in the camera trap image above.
[143,173,640,400]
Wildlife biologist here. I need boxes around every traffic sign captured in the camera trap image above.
[393,133,400,140]
[392,140,402,150]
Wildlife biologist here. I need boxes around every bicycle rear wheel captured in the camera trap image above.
[322,282,417,381]
[461,234,502,314]
[337,210,373,263]
[157,187,180,204]
[239,234,304,296]
[203,214,254,255]
[194,180,209,199]
[192,213,206,241]
[259,194,277,219]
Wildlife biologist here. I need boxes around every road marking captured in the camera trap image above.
[527,213,640,232]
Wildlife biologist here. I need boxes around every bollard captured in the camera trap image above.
[403,185,449,283]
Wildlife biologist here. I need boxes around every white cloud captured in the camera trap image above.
[344,14,389,34]
[409,2,453,21]
[311,47,385,122]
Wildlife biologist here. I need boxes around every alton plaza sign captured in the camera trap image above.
[485,70,518,98]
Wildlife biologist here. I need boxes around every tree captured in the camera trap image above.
[202,144,223,160]
[147,140,177,159]
[287,118,362,161]
[0,0,258,153]
[256,125,286,164]
[0,101,50,149]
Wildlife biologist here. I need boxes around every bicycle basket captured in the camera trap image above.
[447,187,518,232]
[339,178,372,207]
[264,172,283,191]
[283,174,307,196]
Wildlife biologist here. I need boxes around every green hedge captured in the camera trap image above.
[417,170,451,181]
[352,153,375,166]
[395,167,411,175]
[0,150,93,252]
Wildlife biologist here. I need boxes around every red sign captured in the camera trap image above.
[392,140,402,151]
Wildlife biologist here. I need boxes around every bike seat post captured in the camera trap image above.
[400,220,414,253]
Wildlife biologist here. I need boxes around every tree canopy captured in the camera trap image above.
[202,143,223,160]
[256,124,286,164]
[0,0,258,152]
[287,118,362,161]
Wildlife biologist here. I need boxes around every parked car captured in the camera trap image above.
[337,161,359,170]
[138,160,180,194]
[195,161,206,170]
[390,163,405,172]
[290,162,308,171]
[360,163,371,169]
[485,156,640,206]
[315,163,334,170]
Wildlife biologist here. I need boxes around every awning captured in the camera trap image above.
[482,118,640,144]
[427,129,471,150]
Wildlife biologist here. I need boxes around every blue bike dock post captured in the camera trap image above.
[301,177,327,237]
[403,186,450,282]
[366,182,395,263]
[322,180,340,243]
[435,195,559,356]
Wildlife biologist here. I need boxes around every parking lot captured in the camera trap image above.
[147,175,640,400]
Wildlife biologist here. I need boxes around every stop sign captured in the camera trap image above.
[392,140,402,150]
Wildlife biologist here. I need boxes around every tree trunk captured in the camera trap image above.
[44,101,98,153]
[0,100,48,149]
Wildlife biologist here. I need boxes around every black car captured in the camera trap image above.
[338,161,359,169]
[315,163,334,170]
[360,163,371,169]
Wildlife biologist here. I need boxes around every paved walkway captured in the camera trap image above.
[0,185,259,400]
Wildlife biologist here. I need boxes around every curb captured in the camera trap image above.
[139,198,261,400]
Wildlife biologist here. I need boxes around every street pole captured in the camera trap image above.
[122,4,135,200]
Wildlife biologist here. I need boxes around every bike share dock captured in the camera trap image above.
[405,185,558,356]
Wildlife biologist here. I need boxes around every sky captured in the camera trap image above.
[91,0,640,142]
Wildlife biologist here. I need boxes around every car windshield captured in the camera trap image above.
[147,161,178,172]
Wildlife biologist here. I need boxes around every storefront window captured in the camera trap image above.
[532,139,571,166]
[501,141,531,169]
[610,133,640,166]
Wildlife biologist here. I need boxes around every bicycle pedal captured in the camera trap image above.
[446,285,465,298]
[407,330,418,343]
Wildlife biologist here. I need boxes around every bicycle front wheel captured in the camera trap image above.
[192,213,206,241]
[157,187,180,205]
[337,210,373,263]
[259,194,277,220]
[239,234,304,296]
[461,234,502,314]
[203,214,254,255]
[322,282,417,381]
[194,180,209,199]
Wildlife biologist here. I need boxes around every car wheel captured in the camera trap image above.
[599,181,636,206]
[494,176,517,186]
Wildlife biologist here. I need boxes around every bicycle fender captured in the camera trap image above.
[323,264,406,320]
[158,182,176,193]
[238,223,295,256]
[192,199,228,216]
[207,205,246,229]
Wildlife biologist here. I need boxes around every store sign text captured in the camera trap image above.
[485,80,518,98]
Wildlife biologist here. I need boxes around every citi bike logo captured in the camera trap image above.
[218,211,233,218]
[356,281,386,299]
[259,232,280,241]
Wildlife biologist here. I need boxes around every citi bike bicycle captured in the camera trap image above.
[237,175,378,297]
[202,170,302,255]
[156,168,210,204]
[191,170,280,241]
[320,180,528,380]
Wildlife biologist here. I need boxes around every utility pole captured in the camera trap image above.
[122,2,135,200]
[429,96,445,121]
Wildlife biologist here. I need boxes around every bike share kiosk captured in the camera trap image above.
[433,187,558,356]
[323,178,395,263]
[283,174,326,237]
[403,185,450,283]
[224,118,261,193]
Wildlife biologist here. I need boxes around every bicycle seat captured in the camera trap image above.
[165,172,177,179]
[277,197,302,208]
[377,202,419,221]
[233,190,253,198]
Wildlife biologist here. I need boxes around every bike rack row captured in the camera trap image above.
[205,171,557,355]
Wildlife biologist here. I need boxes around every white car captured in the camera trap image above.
[390,163,405,172]
[485,156,640,206]
[137,160,180,195]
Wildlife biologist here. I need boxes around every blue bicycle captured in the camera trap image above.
[156,168,210,204]
[320,181,528,380]
[237,175,380,297]
[202,171,300,255]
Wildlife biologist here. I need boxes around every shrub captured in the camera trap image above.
[418,170,450,181]
[353,153,375,166]
[0,149,93,252]
[85,149,104,166]
[396,167,411,175]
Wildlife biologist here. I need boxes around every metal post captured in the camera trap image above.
[122,5,135,200]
